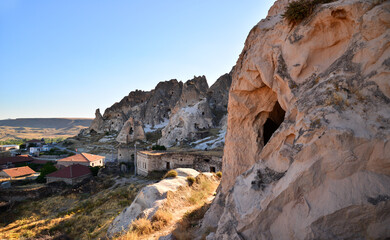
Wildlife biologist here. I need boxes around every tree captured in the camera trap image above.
[36,162,57,183]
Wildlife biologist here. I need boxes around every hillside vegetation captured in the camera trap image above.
[0,177,148,239]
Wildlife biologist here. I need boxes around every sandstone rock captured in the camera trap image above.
[207,72,232,124]
[158,99,214,147]
[107,168,200,236]
[116,117,146,143]
[143,80,183,126]
[172,76,209,114]
[89,109,105,133]
[203,0,390,239]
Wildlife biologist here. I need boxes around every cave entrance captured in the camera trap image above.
[263,101,285,145]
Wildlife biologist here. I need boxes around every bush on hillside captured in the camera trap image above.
[90,166,101,176]
[151,145,166,151]
[163,170,178,179]
[216,171,222,178]
[283,0,335,25]
[187,176,196,185]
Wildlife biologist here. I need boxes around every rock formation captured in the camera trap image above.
[202,0,390,239]
[108,168,200,236]
[158,73,232,147]
[83,74,232,146]
[89,109,105,133]
[116,117,146,143]
[158,99,214,147]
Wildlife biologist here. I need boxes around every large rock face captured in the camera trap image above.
[205,0,390,239]
[158,99,214,147]
[158,73,232,147]
[116,117,146,143]
[83,74,232,146]
[107,168,200,237]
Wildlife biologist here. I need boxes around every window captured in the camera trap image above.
[92,163,94,167]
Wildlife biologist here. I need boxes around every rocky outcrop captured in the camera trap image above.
[158,73,232,147]
[158,99,214,147]
[83,74,231,146]
[207,72,232,124]
[203,0,390,239]
[107,168,200,236]
[116,117,146,143]
[172,76,209,114]
[89,109,105,133]
[83,80,181,135]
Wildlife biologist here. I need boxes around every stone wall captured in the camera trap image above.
[194,156,222,173]
[136,151,222,175]
[118,147,135,163]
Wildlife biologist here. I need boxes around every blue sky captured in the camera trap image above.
[0,0,275,119]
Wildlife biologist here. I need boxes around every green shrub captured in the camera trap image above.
[36,162,57,183]
[151,145,166,151]
[90,166,100,176]
[163,170,178,179]
[283,0,335,25]
[187,176,195,185]
[216,171,222,178]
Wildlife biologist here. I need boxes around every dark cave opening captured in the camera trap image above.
[263,101,286,145]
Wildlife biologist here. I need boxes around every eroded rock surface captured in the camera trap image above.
[203,0,390,239]
[83,74,231,146]
[107,168,200,236]
[116,117,146,143]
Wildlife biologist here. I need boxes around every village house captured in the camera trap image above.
[0,166,36,180]
[25,139,45,148]
[46,164,92,185]
[0,155,34,170]
[136,150,222,176]
[57,153,105,168]
[0,145,20,151]
[117,146,135,164]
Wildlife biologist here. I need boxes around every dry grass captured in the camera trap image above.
[131,218,153,235]
[115,174,220,240]
[0,126,87,141]
[151,209,173,230]
[0,181,144,240]
[163,170,178,179]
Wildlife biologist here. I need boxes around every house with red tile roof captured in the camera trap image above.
[0,155,34,170]
[0,166,36,179]
[57,153,104,168]
[46,164,92,185]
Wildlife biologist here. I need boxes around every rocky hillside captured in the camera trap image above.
[81,73,232,148]
[200,0,390,239]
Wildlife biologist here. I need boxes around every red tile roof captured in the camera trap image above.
[57,153,104,163]
[0,155,34,165]
[1,166,36,178]
[47,164,91,179]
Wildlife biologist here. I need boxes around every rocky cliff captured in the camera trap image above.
[202,0,390,239]
[83,74,231,147]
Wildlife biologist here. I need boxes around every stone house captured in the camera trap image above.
[0,166,36,179]
[0,155,34,170]
[136,150,222,176]
[117,146,135,164]
[46,164,92,185]
[25,139,45,148]
[57,153,105,168]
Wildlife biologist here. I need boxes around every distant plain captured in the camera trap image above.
[0,118,92,140]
